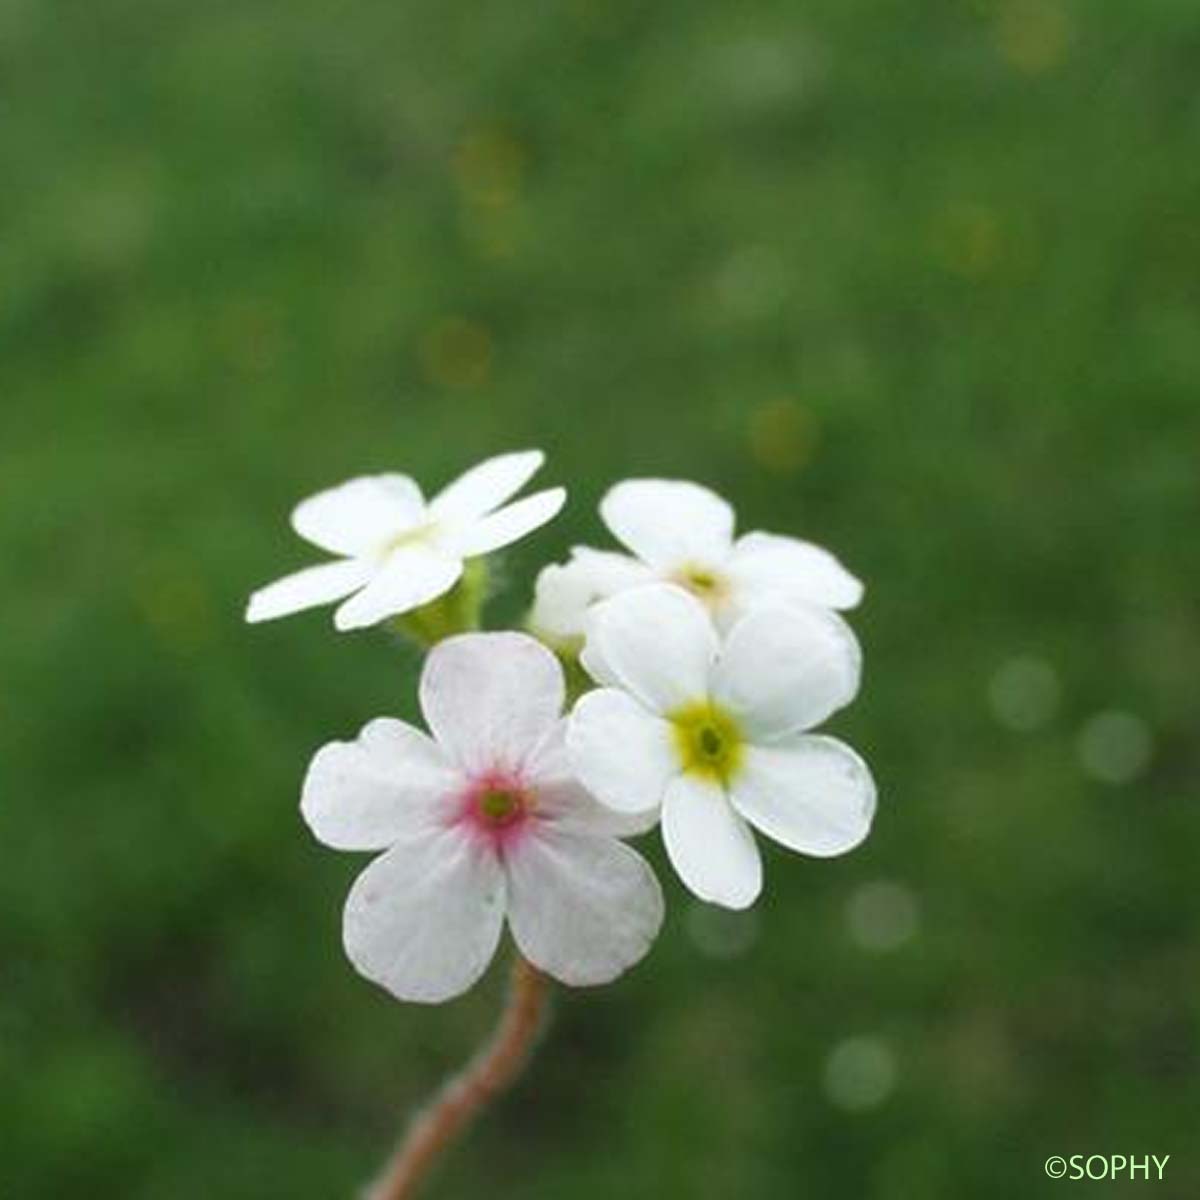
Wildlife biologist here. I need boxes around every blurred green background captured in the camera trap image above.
[3,0,1198,1196]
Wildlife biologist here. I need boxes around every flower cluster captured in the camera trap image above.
[249,453,876,1002]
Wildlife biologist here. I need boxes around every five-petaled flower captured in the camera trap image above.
[247,450,565,631]
[567,584,876,910]
[529,478,861,647]
[301,632,663,1002]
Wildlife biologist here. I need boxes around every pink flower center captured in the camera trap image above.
[457,769,533,850]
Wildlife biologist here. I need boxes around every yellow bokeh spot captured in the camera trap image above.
[454,127,526,209]
[420,317,493,389]
[747,399,817,474]
[993,0,1072,75]
[134,555,215,656]
[934,204,1003,279]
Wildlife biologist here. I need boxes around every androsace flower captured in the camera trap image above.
[566,584,876,909]
[247,450,565,631]
[529,478,861,645]
[302,632,663,1002]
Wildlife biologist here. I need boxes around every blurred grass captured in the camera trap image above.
[3,0,1199,1197]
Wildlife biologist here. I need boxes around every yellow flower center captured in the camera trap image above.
[669,700,744,785]
[384,520,438,555]
[671,562,730,607]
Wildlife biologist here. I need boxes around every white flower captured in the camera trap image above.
[302,632,663,1002]
[246,450,565,631]
[529,478,862,642]
[566,584,875,910]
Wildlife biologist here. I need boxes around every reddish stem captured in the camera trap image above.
[364,955,550,1200]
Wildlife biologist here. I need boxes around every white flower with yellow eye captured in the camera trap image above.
[529,478,861,645]
[566,584,875,909]
[246,450,565,631]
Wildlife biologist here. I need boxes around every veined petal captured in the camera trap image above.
[600,479,735,569]
[291,474,426,556]
[661,774,762,909]
[526,722,659,836]
[445,487,566,558]
[727,531,864,611]
[580,584,717,712]
[566,688,677,815]
[430,450,545,524]
[343,830,505,1003]
[420,632,564,772]
[711,604,862,740]
[730,734,876,858]
[506,828,663,986]
[333,547,462,630]
[245,558,373,624]
[301,718,459,851]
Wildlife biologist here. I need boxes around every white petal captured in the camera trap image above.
[575,631,620,689]
[525,722,659,836]
[444,488,566,558]
[727,531,863,611]
[571,546,658,590]
[730,735,876,858]
[301,718,459,851]
[580,584,717,712]
[343,831,505,1003]
[711,604,862,740]
[430,450,545,523]
[333,547,462,630]
[291,474,426,556]
[245,558,373,623]
[420,632,564,771]
[528,549,653,643]
[534,778,659,837]
[505,828,663,986]
[661,774,762,909]
[600,479,735,568]
[566,688,678,815]
[528,563,590,644]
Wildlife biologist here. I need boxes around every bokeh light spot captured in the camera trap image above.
[934,204,1003,279]
[420,317,494,389]
[1076,711,1153,785]
[685,901,760,960]
[993,0,1072,75]
[134,556,215,656]
[713,245,790,320]
[846,881,920,952]
[987,654,1061,731]
[453,126,526,209]
[823,1036,898,1112]
[747,399,817,474]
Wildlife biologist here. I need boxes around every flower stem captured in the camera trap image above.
[363,954,550,1200]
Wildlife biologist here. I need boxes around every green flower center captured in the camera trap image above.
[477,787,523,826]
[669,700,744,784]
